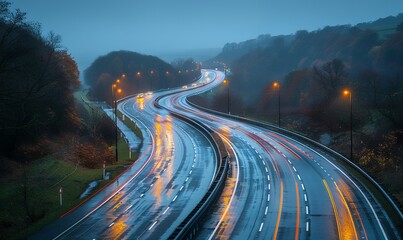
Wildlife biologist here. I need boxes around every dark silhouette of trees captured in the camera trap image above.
[0,2,80,159]
[84,51,198,103]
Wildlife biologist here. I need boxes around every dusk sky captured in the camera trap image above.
[10,0,403,73]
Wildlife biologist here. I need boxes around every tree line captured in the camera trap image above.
[0,1,80,160]
[194,20,403,199]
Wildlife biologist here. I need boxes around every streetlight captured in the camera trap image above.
[343,89,353,161]
[112,78,122,162]
[114,88,122,162]
[223,79,230,114]
[273,82,280,127]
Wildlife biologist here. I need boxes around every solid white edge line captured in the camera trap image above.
[208,136,239,240]
[299,142,389,239]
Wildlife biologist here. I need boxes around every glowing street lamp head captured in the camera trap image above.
[136,71,141,77]
[116,79,120,84]
[223,79,228,85]
[343,89,351,96]
[121,74,126,78]
[117,89,122,94]
[273,82,279,88]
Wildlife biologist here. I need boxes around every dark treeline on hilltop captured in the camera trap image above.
[84,51,200,104]
[194,14,403,201]
[0,2,80,160]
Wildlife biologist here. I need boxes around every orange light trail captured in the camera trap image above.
[273,181,284,240]
[295,181,300,240]
[323,179,342,239]
[334,181,358,240]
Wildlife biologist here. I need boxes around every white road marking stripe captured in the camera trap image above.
[293,166,297,172]
[173,195,178,202]
[297,174,301,180]
[180,186,184,191]
[306,206,309,214]
[148,221,157,230]
[185,177,189,182]
[306,221,309,231]
[268,194,270,201]
[265,206,268,215]
[301,183,305,190]
[259,222,264,232]
[304,194,307,202]
[109,222,115,227]
[163,206,170,215]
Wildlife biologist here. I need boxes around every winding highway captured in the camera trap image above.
[32,69,400,239]
[156,69,399,239]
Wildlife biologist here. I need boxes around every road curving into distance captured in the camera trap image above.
[157,69,401,240]
[32,69,401,240]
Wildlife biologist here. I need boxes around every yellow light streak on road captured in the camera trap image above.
[334,181,358,240]
[295,181,300,240]
[273,181,284,240]
[323,179,342,239]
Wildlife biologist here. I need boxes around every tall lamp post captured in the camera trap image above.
[273,82,281,127]
[223,79,230,114]
[112,78,122,162]
[343,89,353,161]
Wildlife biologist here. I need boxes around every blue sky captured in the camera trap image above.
[9,0,403,72]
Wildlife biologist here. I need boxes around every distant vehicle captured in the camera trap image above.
[136,93,144,99]
[156,109,170,122]
[145,91,153,96]
[182,85,188,89]
[191,83,197,87]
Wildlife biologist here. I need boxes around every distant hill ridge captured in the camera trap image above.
[210,13,403,64]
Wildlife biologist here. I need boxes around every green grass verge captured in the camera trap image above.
[0,91,143,239]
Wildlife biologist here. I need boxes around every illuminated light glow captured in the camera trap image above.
[163,206,170,215]
[259,222,264,232]
[323,179,342,240]
[334,181,359,240]
[148,221,157,230]
[295,181,300,240]
[273,181,284,240]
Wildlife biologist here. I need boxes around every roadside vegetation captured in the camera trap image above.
[0,2,143,238]
[195,15,403,206]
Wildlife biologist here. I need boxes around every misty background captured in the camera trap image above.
[9,0,403,76]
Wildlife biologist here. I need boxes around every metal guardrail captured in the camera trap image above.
[153,96,229,240]
[186,98,403,222]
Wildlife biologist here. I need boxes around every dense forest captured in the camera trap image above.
[84,51,200,103]
[0,2,80,161]
[194,15,403,202]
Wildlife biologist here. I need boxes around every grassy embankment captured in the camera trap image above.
[0,90,143,239]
